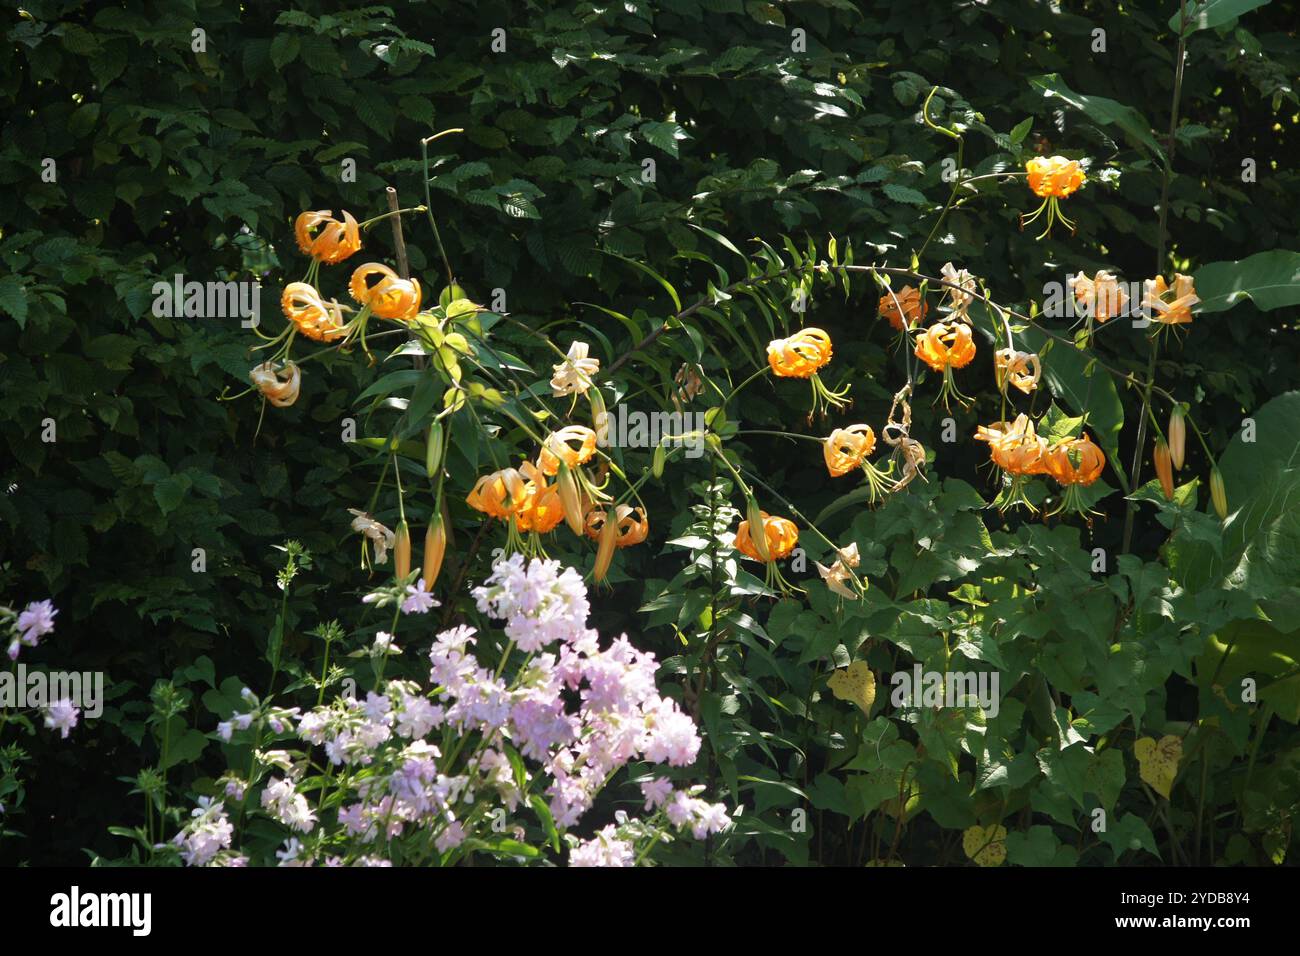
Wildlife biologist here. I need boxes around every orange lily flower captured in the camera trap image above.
[1022,156,1085,238]
[767,328,833,379]
[975,415,1051,512]
[824,425,876,477]
[766,327,848,414]
[349,262,422,321]
[538,425,598,477]
[672,363,704,411]
[1043,433,1106,518]
[466,466,535,519]
[878,286,928,332]
[1071,270,1127,323]
[588,504,649,582]
[916,321,976,409]
[1142,274,1198,326]
[1026,156,1085,198]
[281,282,348,342]
[516,473,566,534]
[734,511,798,562]
[1044,435,1106,486]
[295,210,361,264]
[994,348,1041,395]
[584,504,648,546]
[249,361,302,408]
[975,415,1048,476]
[915,321,976,372]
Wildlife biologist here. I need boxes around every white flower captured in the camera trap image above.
[569,824,635,866]
[400,584,438,616]
[275,837,305,865]
[550,341,600,397]
[371,631,401,657]
[940,262,978,316]
[16,600,57,646]
[249,361,301,407]
[434,820,466,853]
[43,699,79,739]
[259,749,294,772]
[815,542,861,600]
[348,509,395,565]
[173,798,233,866]
[261,778,317,834]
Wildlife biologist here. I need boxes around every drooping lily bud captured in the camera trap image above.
[394,519,411,580]
[422,515,446,590]
[1153,439,1174,500]
[1210,467,1228,520]
[589,386,609,447]
[425,422,444,478]
[556,462,585,536]
[744,496,771,562]
[593,510,620,582]
[1168,406,1186,471]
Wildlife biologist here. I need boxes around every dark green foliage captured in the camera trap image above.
[1,0,1297,865]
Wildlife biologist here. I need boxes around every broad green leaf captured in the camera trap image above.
[152,474,191,514]
[1007,825,1077,866]
[639,120,690,157]
[1193,250,1300,313]
[882,183,928,206]
[1199,620,1300,723]
[0,275,29,328]
[1030,74,1166,164]
[1170,0,1271,34]
[1100,813,1161,860]
[1168,391,1300,595]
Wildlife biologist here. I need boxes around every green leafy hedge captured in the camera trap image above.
[1,0,1298,865]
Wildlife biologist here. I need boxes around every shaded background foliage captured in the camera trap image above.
[1,0,1297,864]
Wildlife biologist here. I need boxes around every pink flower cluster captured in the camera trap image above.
[176,557,728,866]
[171,797,236,866]
[467,555,704,826]
[7,599,56,661]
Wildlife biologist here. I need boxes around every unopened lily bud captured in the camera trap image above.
[1168,406,1186,471]
[1210,467,1228,519]
[425,422,444,478]
[556,463,585,535]
[1153,439,1174,500]
[593,510,619,582]
[422,515,446,590]
[394,519,412,580]
[652,442,665,479]
[745,496,771,562]
[589,387,609,446]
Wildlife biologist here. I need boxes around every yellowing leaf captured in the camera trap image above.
[962,824,1007,867]
[445,298,481,321]
[827,660,876,715]
[1134,734,1182,799]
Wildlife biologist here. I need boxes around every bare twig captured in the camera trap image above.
[385,187,410,279]
[386,186,424,372]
